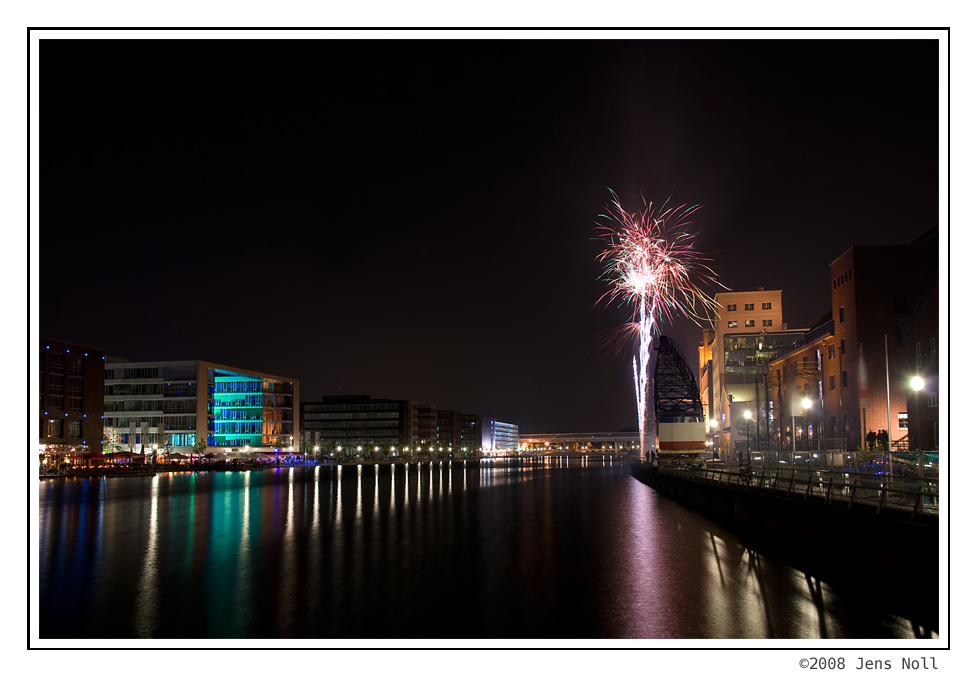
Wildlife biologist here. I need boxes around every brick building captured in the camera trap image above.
[39,339,106,458]
[769,237,939,451]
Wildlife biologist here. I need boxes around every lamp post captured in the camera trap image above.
[314,445,319,464]
[912,375,924,475]
[802,398,812,453]
[709,420,718,461]
[743,409,752,467]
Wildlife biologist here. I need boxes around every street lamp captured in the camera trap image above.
[314,445,319,463]
[709,420,718,460]
[802,398,812,452]
[743,409,752,464]
[912,375,924,453]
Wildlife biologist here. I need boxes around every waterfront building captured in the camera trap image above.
[103,359,298,453]
[483,418,519,451]
[699,290,808,452]
[460,413,482,453]
[39,339,106,459]
[769,236,939,451]
[301,395,417,453]
[437,409,463,449]
[416,403,438,447]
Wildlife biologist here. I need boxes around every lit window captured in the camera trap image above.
[762,302,772,310]
[727,304,736,311]
[839,307,845,323]
[744,320,754,327]
[728,321,737,328]
[762,319,772,327]
[744,303,754,311]
[898,412,909,429]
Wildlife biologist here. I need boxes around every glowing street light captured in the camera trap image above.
[912,375,924,453]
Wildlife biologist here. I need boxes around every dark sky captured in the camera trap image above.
[39,38,940,433]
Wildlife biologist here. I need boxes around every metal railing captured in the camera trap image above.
[659,457,939,519]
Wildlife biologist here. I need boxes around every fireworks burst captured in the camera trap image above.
[596,190,721,458]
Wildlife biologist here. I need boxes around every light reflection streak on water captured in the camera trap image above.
[235,471,251,634]
[277,467,296,634]
[336,465,343,521]
[355,465,362,521]
[374,465,379,514]
[134,475,160,638]
[312,465,320,532]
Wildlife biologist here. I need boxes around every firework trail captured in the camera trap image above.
[596,190,720,458]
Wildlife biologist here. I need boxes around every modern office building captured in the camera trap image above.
[416,403,438,447]
[437,409,463,449]
[460,413,482,453]
[483,418,519,451]
[699,289,805,450]
[301,395,417,452]
[39,339,106,455]
[103,360,298,452]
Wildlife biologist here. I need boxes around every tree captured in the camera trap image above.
[102,427,122,455]
[193,435,207,459]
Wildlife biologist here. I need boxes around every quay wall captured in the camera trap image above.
[631,462,938,581]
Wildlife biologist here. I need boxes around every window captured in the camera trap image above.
[898,412,908,429]
[728,321,737,328]
[762,319,772,327]
[930,337,937,364]
[927,392,938,408]
[916,342,923,367]
[829,375,836,390]
[727,304,736,311]
[843,415,849,432]
[48,419,63,438]
[828,344,835,359]
[744,320,755,327]
[762,302,772,310]
[69,357,83,377]
[68,421,81,438]
[841,371,848,387]
[840,339,846,355]
[838,307,845,323]
[49,353,65,374]
[744,303,754,311]
[830,416,838,437]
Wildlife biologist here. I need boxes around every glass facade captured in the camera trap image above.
[211,368,294,448]
[212,370,265,447]
[724,332,806,383]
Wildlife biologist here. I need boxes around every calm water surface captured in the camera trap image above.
[39,458,930,639]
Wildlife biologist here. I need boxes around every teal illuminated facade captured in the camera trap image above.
[104,360,298,452]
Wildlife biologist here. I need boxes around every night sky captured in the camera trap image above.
[38,38,940,433]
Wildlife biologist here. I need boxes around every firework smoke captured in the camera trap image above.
[597,190,720,458]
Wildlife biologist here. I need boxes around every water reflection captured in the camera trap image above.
[38,459,934,640]
[133,475,159,638]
